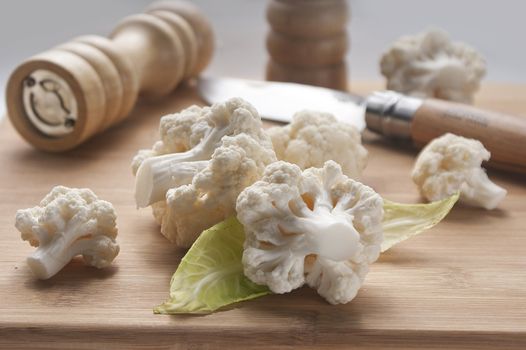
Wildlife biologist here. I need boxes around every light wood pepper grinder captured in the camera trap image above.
[266,0,348,90]
[6,1,214,152]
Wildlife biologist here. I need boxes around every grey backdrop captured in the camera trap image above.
[1,0,525,116]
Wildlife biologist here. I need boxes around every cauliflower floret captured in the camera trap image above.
[159,134,276,247]
[132,98,277,247]
[133,98,272,207]
[15,186,119,279]
[380,28,486,104]
[412,133,506,210]
[237,160,383,304]
[267,110,367,178]
[131,105,210,174]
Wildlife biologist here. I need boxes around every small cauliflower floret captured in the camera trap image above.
[380,28,486,104]
[412,133,506,210]
[267,110,367,178]
[15,186,119,279]
[237,160,383,305]
[133,98,272,208]
[156,134,276,247]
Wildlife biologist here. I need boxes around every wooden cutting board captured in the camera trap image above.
[0,82,525,349]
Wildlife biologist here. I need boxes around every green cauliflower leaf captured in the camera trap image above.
[154,217,270,314]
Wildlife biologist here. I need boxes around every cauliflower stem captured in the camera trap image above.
[136,157,208,208]
[460,172,507,210]
[279,205,361,262]
[27,215,114,279]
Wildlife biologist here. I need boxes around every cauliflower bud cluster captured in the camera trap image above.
[237,161,384,304]
[267,110,367,179]
[380,28,486,104]
[132,98,277,247]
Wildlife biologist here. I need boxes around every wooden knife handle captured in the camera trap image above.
[411,98,526,174]
[6,1,213,152]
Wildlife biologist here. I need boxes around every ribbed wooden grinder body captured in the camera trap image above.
[266,0,348,90]
[6,1,213,152]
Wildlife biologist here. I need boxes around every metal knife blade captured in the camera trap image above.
[197,77,367,131]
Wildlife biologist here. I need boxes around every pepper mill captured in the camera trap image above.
[266,0,349,90]
[6,1,214,152]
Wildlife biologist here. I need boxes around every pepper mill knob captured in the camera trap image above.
[266,0,349,90]
[6,0,214,152]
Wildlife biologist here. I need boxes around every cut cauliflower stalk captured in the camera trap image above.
[267,110,367,179]
[133,98,276,247]
[380,28,486,104]
[237,160,383,305]
[412,133,506,210]
[15,186,119,279]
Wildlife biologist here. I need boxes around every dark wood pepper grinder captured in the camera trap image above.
[266,0,349,90]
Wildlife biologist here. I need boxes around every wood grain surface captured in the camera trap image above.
[0,81,525,349]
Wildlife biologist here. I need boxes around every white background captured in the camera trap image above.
[1,0,525,116]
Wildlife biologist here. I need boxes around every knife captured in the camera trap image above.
[198,77,526,174]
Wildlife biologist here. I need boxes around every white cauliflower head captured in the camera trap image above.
[412,133,506,210]
[151,134,276,248]
[267,110,367,179]
[133,97,272,207]
[380,28,486,104]
[237,160,383,304]
[15,186,119,279]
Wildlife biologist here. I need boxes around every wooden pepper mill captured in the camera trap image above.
[266,0,349,90]
[6,1,214,152]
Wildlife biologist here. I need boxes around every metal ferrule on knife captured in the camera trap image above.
[365,91,423,139]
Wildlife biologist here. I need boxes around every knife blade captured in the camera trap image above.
[197,76,367,131]
[197,76,526,174]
